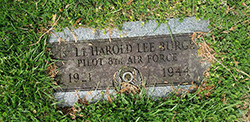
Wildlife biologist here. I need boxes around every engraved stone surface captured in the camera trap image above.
[50,17,210,106]
[51,34,205,90]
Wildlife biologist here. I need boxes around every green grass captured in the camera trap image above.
[1,0,249,121]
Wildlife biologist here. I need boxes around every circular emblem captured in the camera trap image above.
[113,66,143,94]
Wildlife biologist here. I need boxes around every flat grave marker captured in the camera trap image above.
[49,17,210,106]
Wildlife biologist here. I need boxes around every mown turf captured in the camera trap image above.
[0,0,249,121]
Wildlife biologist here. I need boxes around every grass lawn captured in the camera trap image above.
[0,0,249,121]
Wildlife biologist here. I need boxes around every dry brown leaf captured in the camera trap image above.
[78,97,89,105]
[233,57,239,66]
[226,6,229,14]
[105,88,113,103]
[77,114,85,117]
[222,27,235,33]
[212,35,215,41]
[107,95,113,103]
[73,18,82,27]
[247,109,250,121]
[188,83,198,90]
[119,82,140,94]
[46,63,58,78]
[197,32,205,39]
[106,87,110,93]
[59,8,63,12]
[191,32,196,42]
[242,2,247,6]
[65,4,70,8]
[52,14,57,23]
[171,115,176,122]
[126,0,133,5]
[222,30,228,33]
[229,27,235,31]
[197,41,215,63]
[69,113,76,120]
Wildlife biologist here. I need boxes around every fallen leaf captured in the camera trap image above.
[212,35,215,41]
[46,63,58,78]
[52,14,57,23]
[191,32,196,43]
[223,27,235,33]
[73,18,82,27]
[233,57,239,66]
[77,114,85,117]
[105,87,110,95]
[229,26,235,31]
[242,2,247,6]
[59,8,63,12]
[247,109,250,121]
[222,30,228,33]
[65,4,70,8]
[226,6,229,13]
[127,0,133,5]
[70,113,76,120]
[107,95,113,103]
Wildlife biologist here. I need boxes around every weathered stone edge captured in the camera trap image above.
[55,85,192,106]
[49,17,209,43]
